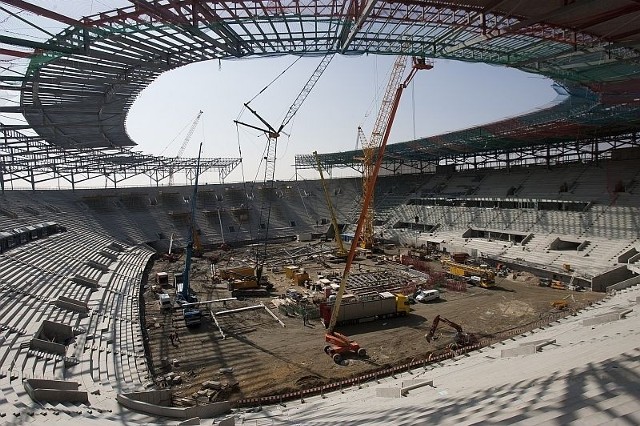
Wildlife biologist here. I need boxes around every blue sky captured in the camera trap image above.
[0,1,559,187]
[126,55,559,185]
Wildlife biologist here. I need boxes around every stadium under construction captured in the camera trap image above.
[0,1,639,424]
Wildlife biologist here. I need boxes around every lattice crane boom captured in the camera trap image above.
[280,54,334,132]
[314,150,347,256]
[326,56,431,340]
[177,110,204,158]
[170,110,203,185]
[359,57,432,248]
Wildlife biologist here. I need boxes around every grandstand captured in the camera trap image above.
[0,1,639,424]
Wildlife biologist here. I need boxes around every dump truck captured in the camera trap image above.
[319,292,410,327]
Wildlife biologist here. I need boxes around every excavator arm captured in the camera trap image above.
[425,315,441,342]
[425,315,463,342]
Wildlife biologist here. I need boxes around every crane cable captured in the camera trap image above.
[234,55,303,201]
[237,56,303,121]
[159,117,193,156]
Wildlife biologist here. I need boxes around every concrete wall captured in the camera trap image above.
[24,379,88,404]
[592,266,635,292]
[30,338,66,356]
[606,274,640,293]
[117,390,231,419]
[617,247,638,263]
[54,298,89,314]
[72,274,100,288]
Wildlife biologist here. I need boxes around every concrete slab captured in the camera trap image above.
[501,345,536,358]
[401,379,431,388]
[401,379,434,396]
[582,308,633,326]
[375,387,402,398]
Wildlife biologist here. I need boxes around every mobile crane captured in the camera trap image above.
[313,151,347,258]
[179,142,204,326]
[324,56,430,363]
[441,259,495,288]
[425,315,477,349]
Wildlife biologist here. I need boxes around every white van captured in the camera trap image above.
[159,293,172,310]
[415,289,440,303]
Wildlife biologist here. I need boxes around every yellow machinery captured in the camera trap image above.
[551,300,568,309]
[313,150,347,257]
[442,259,495,288]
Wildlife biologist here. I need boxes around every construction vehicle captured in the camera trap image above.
[441,259,495,288]
[425,315,477,349]
[319,292,409,328]
[323,56,429,363]
[313,150,347,258]
[218,265,274,297]
[551,300,569,309]
[358,57,433,249]
[179,142,204,326]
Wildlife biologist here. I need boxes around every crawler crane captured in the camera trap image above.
[358,57,432,249]
[323,56,430,363]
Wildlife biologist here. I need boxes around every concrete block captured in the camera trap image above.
[218,417,235,426]
[401,379,431,388]
[401,379,434,396]
[518,339,550,347]
[376,387,403,398]
[501,345,536,358]
[582,309,632,326]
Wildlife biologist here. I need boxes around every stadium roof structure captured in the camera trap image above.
[2,1,640,184]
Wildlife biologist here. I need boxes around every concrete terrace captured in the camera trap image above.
[239,284,640,425]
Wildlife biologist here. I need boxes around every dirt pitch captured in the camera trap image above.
[142,244,604,405]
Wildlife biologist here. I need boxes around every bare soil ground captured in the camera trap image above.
[142,243,604,405]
